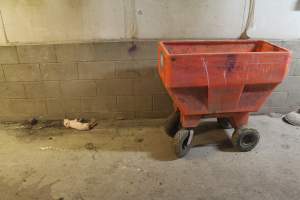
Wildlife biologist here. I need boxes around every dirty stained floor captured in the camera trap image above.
[0,115,300,200]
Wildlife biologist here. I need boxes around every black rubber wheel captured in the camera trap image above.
[174,129,193,158]
[217,117,232,129]
[232,128,260,152]
[164,111,180,137]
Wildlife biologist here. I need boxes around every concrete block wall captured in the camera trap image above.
[0,41,173,121]
[0,40,299,120]
[262,40,300,114]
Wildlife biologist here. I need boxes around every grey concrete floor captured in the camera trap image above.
[0,115,299,200]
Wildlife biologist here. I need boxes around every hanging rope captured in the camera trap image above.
[240,0,255,39]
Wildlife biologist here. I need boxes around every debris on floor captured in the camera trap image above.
[0,116,300,199]
[40,146,53,151]
[28,118,38,126]
[283,109,300,126]
[39,146,60,151]
[22,117,38,129]
[84,142,97,151]
[21,119,63,130]
[63,118,97,131]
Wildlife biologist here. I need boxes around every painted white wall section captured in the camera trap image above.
[0,0,125,44]
[0,0,299,45]
[134,0,246,39]
[248,0,300,39]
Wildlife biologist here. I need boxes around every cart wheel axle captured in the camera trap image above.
[232,128,260,152]
[174,129,194,158]
[217,117,232,129]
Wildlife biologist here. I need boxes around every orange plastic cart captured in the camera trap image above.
[158,40,291,157]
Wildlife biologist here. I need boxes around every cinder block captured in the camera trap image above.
[44,82,61,98]
[134,78,166,95]
[0,82,26,98]
[287,92,300,106]
[0,99,10,115]
[113,112,135,120]
[94,42,131,61]
[130,41,158,60]
[78,61,115,80]
[115,61,137,79]
[269,106,298,114]
[55,43,95,62]
[24,81,60,98]
[97,79,133,95]
[56,41,157,62]
[3,64,40,81]
[274,76,300,92]
[266,92,288,107]
[65,112,82,119]
[78,112,113,120]
[24,83,45,98]
[46,99,64,115]
[61,80,97,97]
[116,95,152,112]
[288,59,296,75]
[254,105,270,115]
[40,63,77,80]
[283,76,300,92]
[0,46,19,64]
[135,60,157,77]
[281,40,300,59]
[274,77,288,92]
[117,96,135,111]
[17,45,56,63]
[62,98,81,113]
[116,60,156,79]
[80,111,135,120]
[8,99,47,115]
[153,95,173,112]
[81,96,117,112]
[135,111,170,119]
[0,66,5,81]
[135,96,152,111]
[291,59,300,76]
